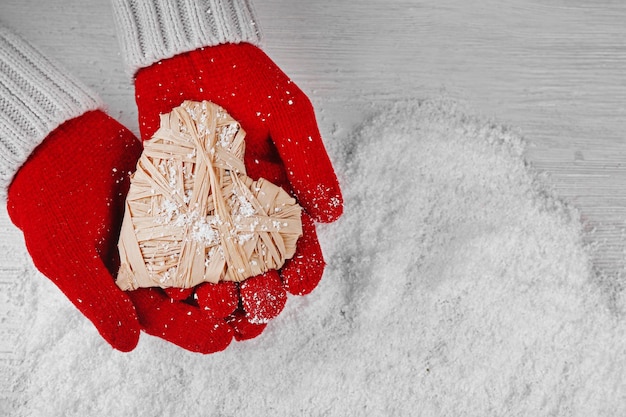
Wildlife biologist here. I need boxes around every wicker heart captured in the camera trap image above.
[116,100,302,290]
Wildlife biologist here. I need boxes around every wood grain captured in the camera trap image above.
[256,0,626,278]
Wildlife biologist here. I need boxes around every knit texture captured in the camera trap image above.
[0,26,101,199]
[111,0,262,76]
[7,110,143,352]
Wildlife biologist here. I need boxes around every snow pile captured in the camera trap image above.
[4,99,626,416]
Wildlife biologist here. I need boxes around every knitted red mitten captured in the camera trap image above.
[1,27,232,353]
[7,110,142,352]
[112,0,343,337]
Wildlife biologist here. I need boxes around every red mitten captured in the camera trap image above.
[112,0,343,337]
[6,110,142,352]
[1,27,232,353]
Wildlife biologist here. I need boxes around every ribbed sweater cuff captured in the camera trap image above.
[0,27,102,199]
[112,0,262,77]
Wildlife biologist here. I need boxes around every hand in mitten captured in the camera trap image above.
[112,0,343,338]
[1,27,232,353]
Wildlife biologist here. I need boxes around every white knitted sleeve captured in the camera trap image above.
[111,0,262,77]
[0,27,102,199]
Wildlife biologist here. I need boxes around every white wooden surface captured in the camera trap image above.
[1,0,625,385]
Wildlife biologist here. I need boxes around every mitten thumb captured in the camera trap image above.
[269,92,343,223]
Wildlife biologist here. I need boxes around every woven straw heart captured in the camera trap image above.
[116,100,302,290]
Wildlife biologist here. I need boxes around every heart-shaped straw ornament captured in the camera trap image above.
[116,100,302,290]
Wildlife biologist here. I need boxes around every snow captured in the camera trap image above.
[3,98,626,415]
